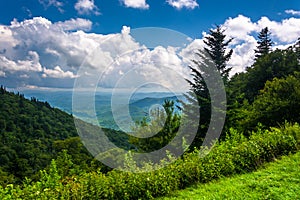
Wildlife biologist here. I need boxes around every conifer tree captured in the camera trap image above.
[184,25,231,149]
[255,27,273,59]
[204,25,233,81]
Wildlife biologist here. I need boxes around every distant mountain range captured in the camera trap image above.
[15,89,185,130]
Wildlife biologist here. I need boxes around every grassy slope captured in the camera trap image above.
[160,151,300,200]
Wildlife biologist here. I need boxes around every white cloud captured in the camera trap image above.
[75,0,100,15]
[121,26,131,35]
[121,0,149,9]
[179,38,205,63]
[39,0,64,13]
[45,48,60,57]
[0,71,5,77]
[216,15,300,74]
[8,17,97,68]
[42,66,79,78]
[55,18,92,31]
[98,45,190,91]
[222,15,257,44]
[222,15,300,45]
[20,74,29,78]
[227,37,257,75]
[166,0,198,10]
[0,25,19,57]
[1,16,299,88]
[285,9,300,16]
[0,51,43,72]
[257,17,300,43]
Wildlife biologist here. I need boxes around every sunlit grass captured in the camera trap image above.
[160,151,300,200]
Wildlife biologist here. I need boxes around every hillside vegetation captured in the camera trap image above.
[161,150,300,200]
[0,87,131,185]
[0,123,299,199]
[0,87,80,183]
[0,26,299,199]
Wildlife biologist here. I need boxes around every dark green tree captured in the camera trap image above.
[226,43,300,132]
[246,48,299,102]
[204,25,233,82]
[129,100,181,152]
[239,72,300,131]
[185,26,232,149]
[255,27,273,59]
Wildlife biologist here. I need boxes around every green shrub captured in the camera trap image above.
[0,123,299,199]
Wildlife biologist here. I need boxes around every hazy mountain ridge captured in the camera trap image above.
[16,89,185,130]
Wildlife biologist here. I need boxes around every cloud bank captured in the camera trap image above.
[0,15,299,89]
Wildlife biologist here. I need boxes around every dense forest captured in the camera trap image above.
[0,87,136,185]
[0,87,98,184]
[0,26,299,199]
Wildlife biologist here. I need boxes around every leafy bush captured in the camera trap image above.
[0,123,299,199]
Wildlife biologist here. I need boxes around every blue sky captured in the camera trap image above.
[1,0,299,37]
[0,0,300,89]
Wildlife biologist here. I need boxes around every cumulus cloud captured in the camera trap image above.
[42,66,79,78]
[98,46,189,91]
[0,17,206,89]
[75,0,100,15]
[227,37,257,75]
[0,26,19,57]
[179,38,205,63]
[55,18,92,31]
[166,0,199,10]
[217,15,300,74]
[1,15,299,88]
[0,51,43,72]
[121,0,149,9]
[256,17,300,43]
[222,15,257,43]
[0,17,99,87]
[285,9,300,16]
[0,50,78,79]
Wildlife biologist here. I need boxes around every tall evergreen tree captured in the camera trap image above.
[184,25,231,149]
[204,25,233,82]
[255,27,273,59]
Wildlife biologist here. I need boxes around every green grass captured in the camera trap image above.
[160,151,300,200]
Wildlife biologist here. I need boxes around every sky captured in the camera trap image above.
[0,0,300,90]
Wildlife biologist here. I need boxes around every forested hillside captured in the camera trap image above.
[0,87,122,185]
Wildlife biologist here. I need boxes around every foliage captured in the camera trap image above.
[0,87,114,184]
[0,123,299,199]
[186,24,232,148]
[238,73,300,131]
[0,24,299,199]
[228,47,300,104]
[0,87,76,182]
[226,42,300,132]
[130,100,181,152]
[161,150,300,200]
[255,27,273,59]
[204,25,233,81]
